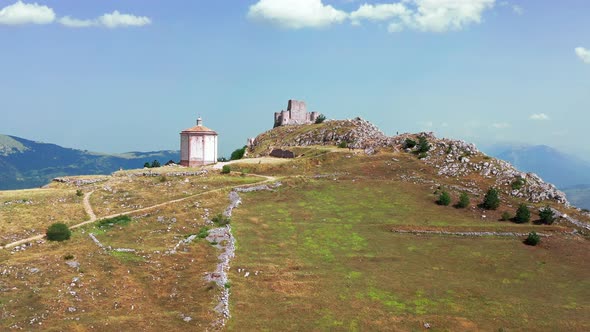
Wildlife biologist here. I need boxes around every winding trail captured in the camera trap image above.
[2,173,276,250]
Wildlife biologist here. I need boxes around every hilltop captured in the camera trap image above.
[1,119,589,331]
[0,134,179,190]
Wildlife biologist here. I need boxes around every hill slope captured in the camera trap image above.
[0,134,179,190]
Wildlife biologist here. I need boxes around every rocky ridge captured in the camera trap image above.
[248,118,570,207]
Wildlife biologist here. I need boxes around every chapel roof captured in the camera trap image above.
[180,125,218,134]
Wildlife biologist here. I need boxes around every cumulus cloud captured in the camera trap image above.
[248,0,347,29]
[59,16,94,28]
[349,3,410,26]
[0,1,55,25]
[248,0,497,33]
[410,0,496,32]
[97,10,151,28]
[0,2,150,28]
[575,47,590,64]
[530,113,550,121]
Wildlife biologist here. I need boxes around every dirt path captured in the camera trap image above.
[2,174,277,249]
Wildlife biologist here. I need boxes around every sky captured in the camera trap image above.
[1,0,589,159]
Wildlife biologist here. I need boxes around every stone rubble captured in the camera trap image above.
[392,229,552,237]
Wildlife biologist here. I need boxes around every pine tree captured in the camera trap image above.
[482,187,500,210]
[456,192,470,208]
[539,206,555,225]
[515,204,531,224]
[437,191,451,206]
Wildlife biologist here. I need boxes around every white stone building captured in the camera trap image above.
[180,117,218,167]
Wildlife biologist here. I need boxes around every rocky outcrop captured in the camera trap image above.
[249,118,570,207]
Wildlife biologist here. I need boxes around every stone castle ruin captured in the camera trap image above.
[274,100,320,127]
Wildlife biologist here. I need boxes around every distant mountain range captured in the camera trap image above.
[484,144,590,209]
[0,134,179,190]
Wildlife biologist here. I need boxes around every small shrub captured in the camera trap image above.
[315,114,326,124]
[582,208,590,213]
[501,211,512,221]
[482,187,500,210]
[230,146,247,160]
[418,152,428,159]
[539,206,555,225]
[143,162,151,168]
[64,254,74,260]
[221,165,231,174]
[456,192,470,208]
[514,204,531,224]
[218,157,228,162]
[524,231,541,246]
[224,282,232,289]
[404,138,417,149]
[46,223,71,242]
[338,141,348,149]
[511,178,525,190]
[151,160,161,168]
[159,175,167,183]
[483,156,491,160]
[197,227,210,239]
[212,214,231,226]
[416,136,431,153]
[437,191,451,206]
[76,189,83,197]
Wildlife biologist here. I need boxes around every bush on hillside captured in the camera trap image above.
[212,213,231,226]
[338,141,348,148]
[404,138,417,149]
[221,165,231,174]
[501,211,512,221]
[437,191,451,206]
[46,223,71,242]
[144,162,151,168]
[482,187,500,210]
[230,146,247,161]
[456,192,470,208]
[511,178,525,190]
[151,160,161,168]
[315,114,326,124]
[514,204,531,224]
[416,136,431,154]
[524,231,541,246]
[76,189,83,197]
[539,206,555,225]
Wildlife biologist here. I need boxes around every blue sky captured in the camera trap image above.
[1,0,589,159]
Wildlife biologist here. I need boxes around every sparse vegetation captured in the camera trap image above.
[159,175,168,183]
[514,204,531,224]
[97,215,132,229]
[404,138,417,149]
[197,227,210,239]
[418,152,428,159]
[501,211,512,221]
[46,223,71,242]
[212,213,231,226]
[482,187,500,210]
[456,192,470,208]
[315,114,326,124]
[437,191,451,206]
[524,231,541,246]
[63,254,74,260]
[76,189,83,197]
[337,141,348,149]
[221,165,231,174]
[539,206,555,225]
[416,136,431,154]
[511,178,525,190]
[231,146,247,160]
[218,157,228,162]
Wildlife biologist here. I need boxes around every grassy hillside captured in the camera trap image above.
[1,122,589,331]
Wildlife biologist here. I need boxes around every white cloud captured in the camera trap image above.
[512,5,524,15]
[98,11,151,28]
[0,1,55,25]
[530,113,550,121]
[491,122,510,129]
[59,16,95,28]
[349,3,410,25]
[248,0,347,29]
[575,47,590,64]
[411,0,496,32]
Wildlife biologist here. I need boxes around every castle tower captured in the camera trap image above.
[180,117,218,167]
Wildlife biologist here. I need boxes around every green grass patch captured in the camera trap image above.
[97,215,132,229]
